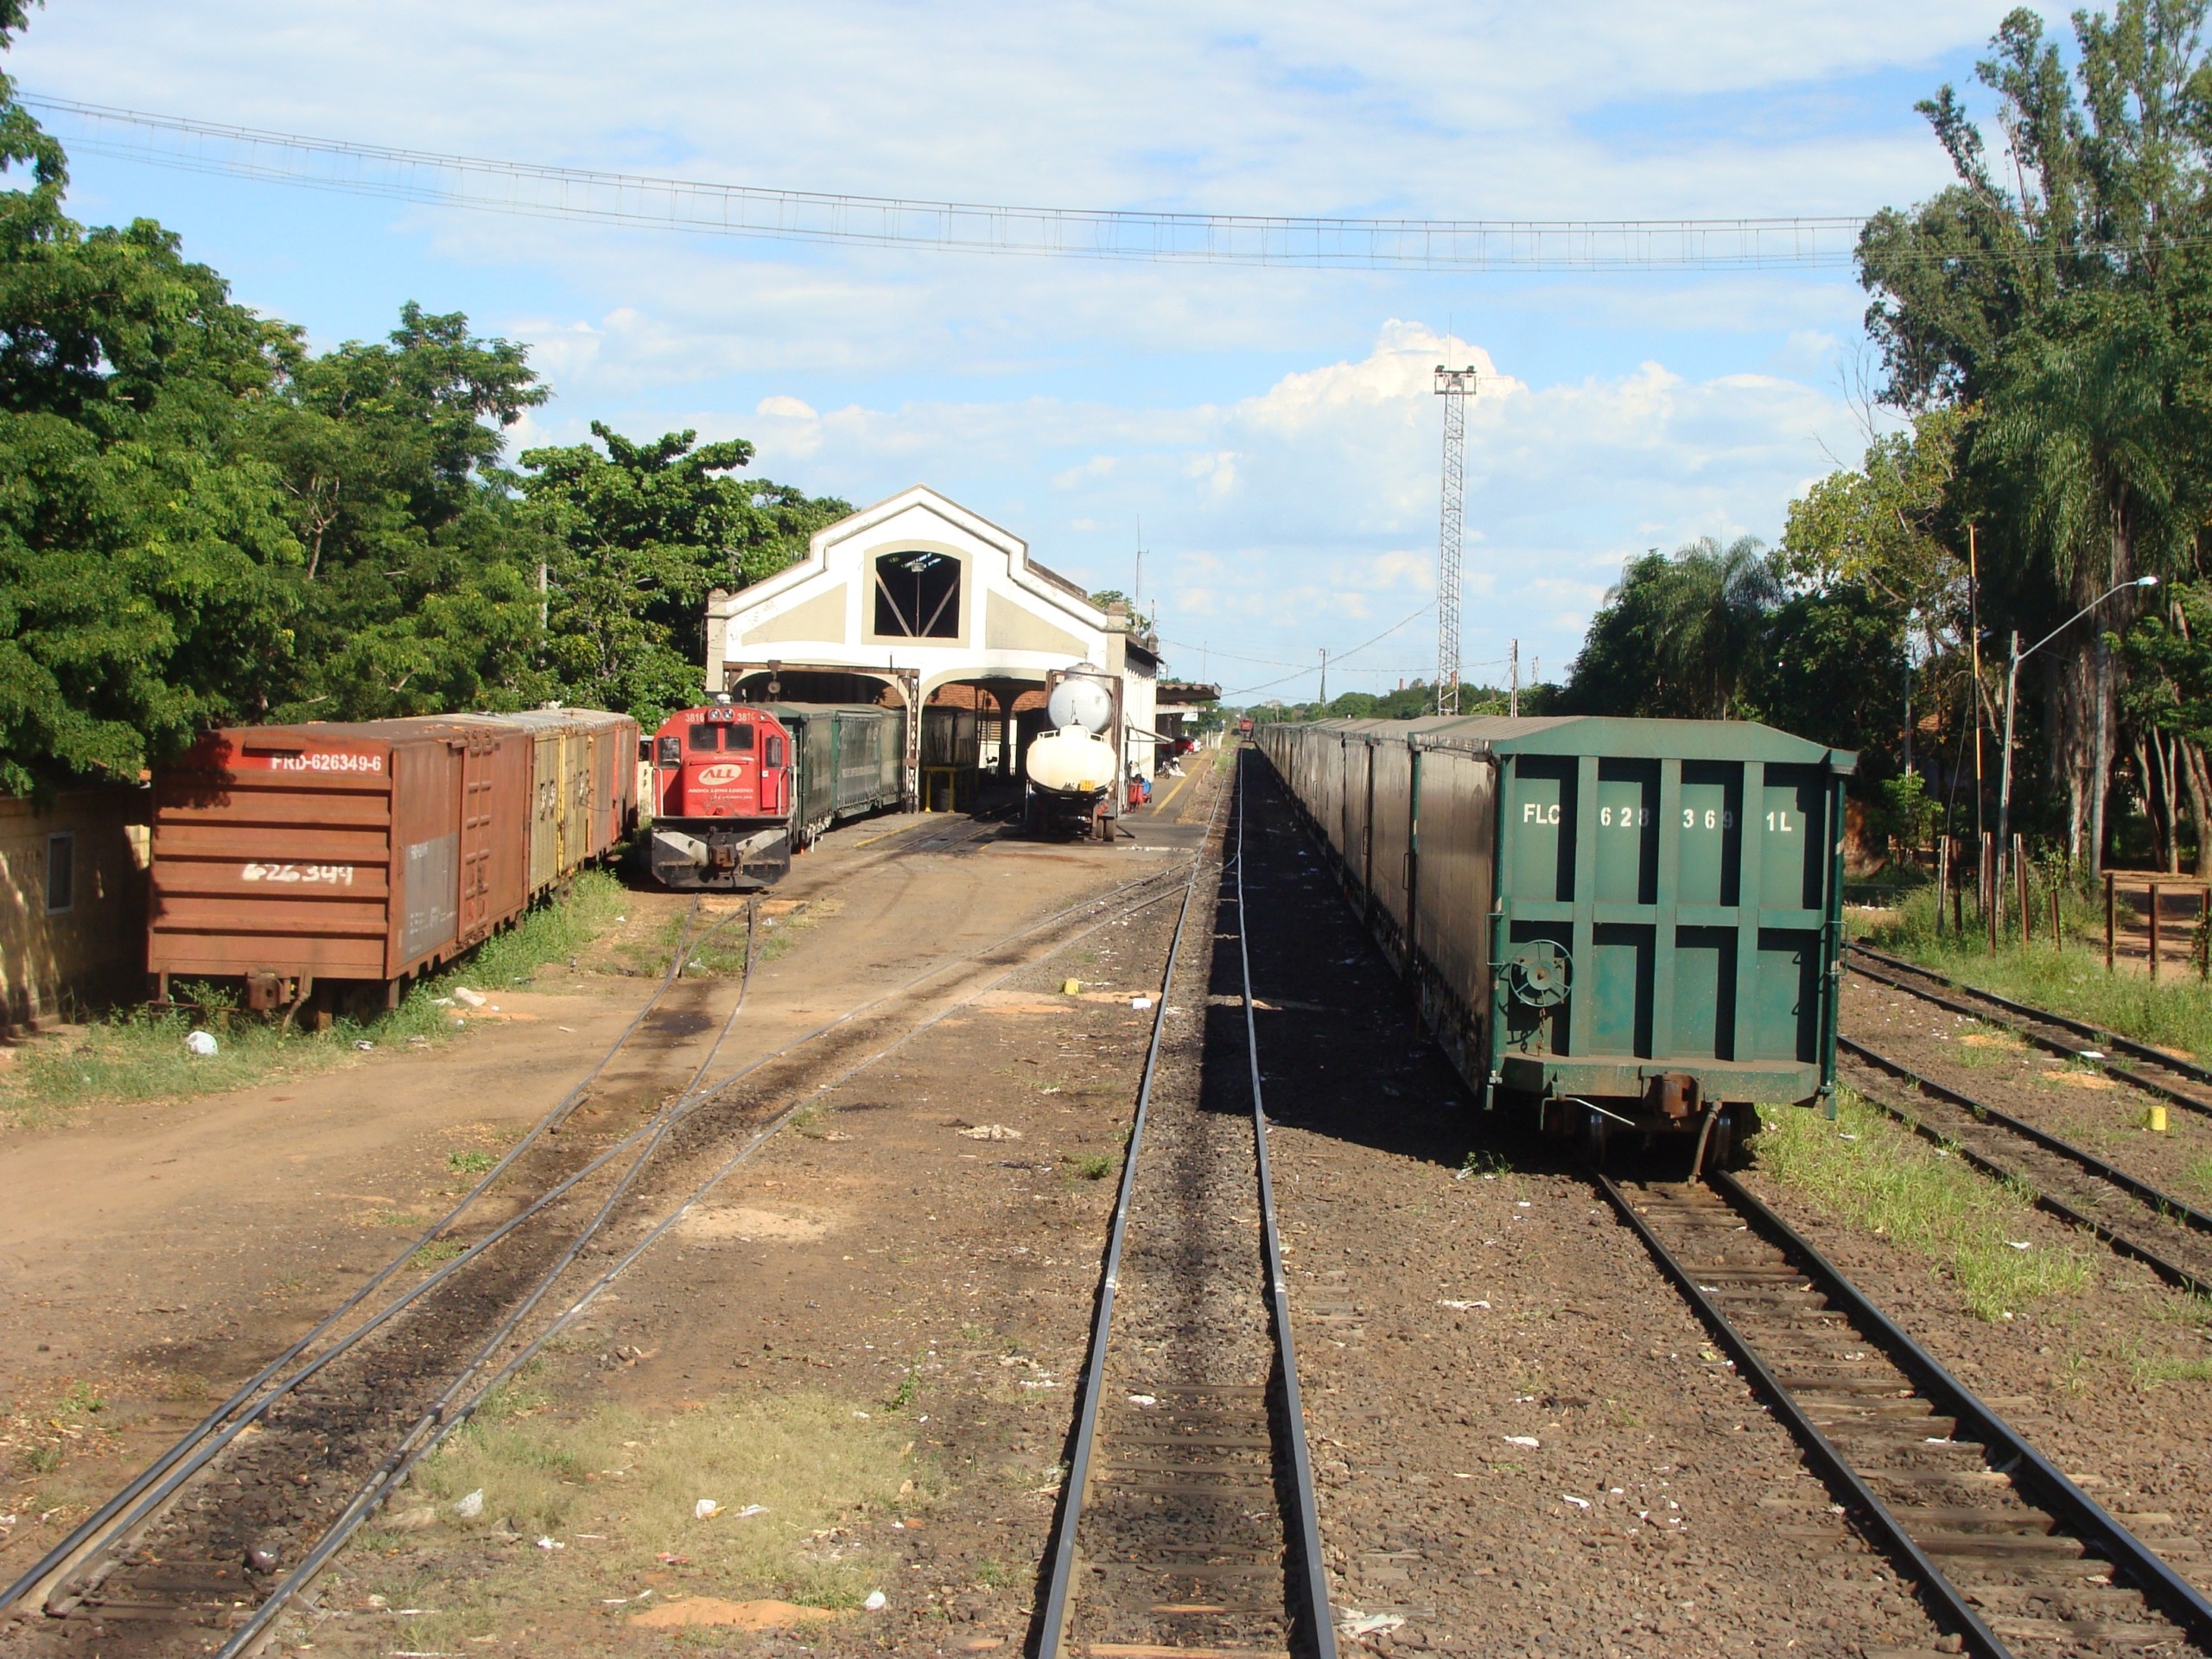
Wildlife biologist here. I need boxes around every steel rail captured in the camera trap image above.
[1599,1165,2212,1656]
[220,868,1203,1658]
[1840,1039,2212,1300]
[244,840,1217,1657]
[1593,1171,2007,1659]
[1847,942,2212,1117]
[1036,765,1232,1658]
[256,783,1230,1659]
[1840,1034,2212,1240]
[14,852,1185,1627]
[1234,750,1338,1659]
[0,893,727,1616]
[56,856,1205,1647]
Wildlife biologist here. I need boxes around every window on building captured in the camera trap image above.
[45,832,73,915]
[873,550,961,639]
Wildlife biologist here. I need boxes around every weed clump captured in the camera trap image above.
[1754,1090,2094,1319]
[0,871,632,1129]
[358,1389,915,1646]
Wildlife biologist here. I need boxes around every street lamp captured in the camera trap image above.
[1995,574,2161,855]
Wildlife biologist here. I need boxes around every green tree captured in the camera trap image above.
[1859,2,2212,868]
[1745,582,1910,770]
[1560,537,1780,719]
[0,22,303,791]
[521,424,846,725]
[252,303,554,721]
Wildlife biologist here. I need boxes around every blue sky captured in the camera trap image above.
[8,0,2044,701]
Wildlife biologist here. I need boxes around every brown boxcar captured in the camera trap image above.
[149,710,637,1012]
[493,709,639,894]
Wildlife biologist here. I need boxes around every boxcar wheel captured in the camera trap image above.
[1716,1103,1758,1172]
[1577,1103,1611,1170]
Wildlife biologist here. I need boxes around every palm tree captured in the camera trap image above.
[1975,291,2189,868]
[1653,536,1784,718]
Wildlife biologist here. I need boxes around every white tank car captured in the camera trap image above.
[1026,726,1118,796]
[1026,667,1120,838]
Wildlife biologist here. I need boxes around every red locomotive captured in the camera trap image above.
[646,702,796,890]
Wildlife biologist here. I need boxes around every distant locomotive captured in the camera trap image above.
[646,700,902,889]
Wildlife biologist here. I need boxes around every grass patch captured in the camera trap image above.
[457,869,629,987]
[613,895,781,982]
[2190,1154,2212,1201]
[2133,1355,2212,1387]
[1754,1090,2095,1320]
[0,873,633,1132]
[359,1389,914,1647]
[447,1148,499,1176]
[1063,1152,1114,1181]
[412,1238,467,1268]
[1861,884,2212,1060]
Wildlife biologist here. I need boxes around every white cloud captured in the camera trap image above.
[701,320,1864,688]
[8,0,1999,701]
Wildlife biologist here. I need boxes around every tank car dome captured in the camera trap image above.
[1046,670,1115,734]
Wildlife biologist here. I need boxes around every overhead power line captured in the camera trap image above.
[23,94,1872,271]
[1218,604,1440,697]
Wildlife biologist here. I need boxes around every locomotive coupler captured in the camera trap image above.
[1644,1071,1701,1120]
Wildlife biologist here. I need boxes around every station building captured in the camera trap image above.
[704,486,1158,810]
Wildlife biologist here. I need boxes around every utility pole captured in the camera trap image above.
[1319,648,1328,708]
[1135,515,1144,617]
[1509,639,1520,719]
[1434,365,1478,715]
[1969,526,1984,840]
[1903,653,1914,775]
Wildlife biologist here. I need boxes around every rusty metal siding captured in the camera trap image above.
[152,728,410,982]
[1341,738,1371,893]
[1410,744,1497,1019]
[149,709,635,995]
[497,710,639,887]
[1368,740,1414,931]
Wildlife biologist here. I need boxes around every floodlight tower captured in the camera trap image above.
[1434,365,1478,715]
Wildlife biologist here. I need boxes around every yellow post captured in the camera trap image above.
[2148,1103,2170,1134]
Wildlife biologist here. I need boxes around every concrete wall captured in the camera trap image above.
[0,787,150,1027]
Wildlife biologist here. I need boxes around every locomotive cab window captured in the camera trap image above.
[687,724,720,752]
[873,550,961,639]
[764,734,785,766]
[657,735,682,766]
[725,723,755,753]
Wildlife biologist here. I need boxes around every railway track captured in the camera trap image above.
[1838,1037,2212,1297]
[1847,943,2212,1122]
[1,830,1210,1659]
[1039,748,1334,1659]
[1603,1164,2212,1658]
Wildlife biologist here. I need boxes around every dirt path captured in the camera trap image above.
[0,807,1165,1628]
[245,769,1235,1657]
